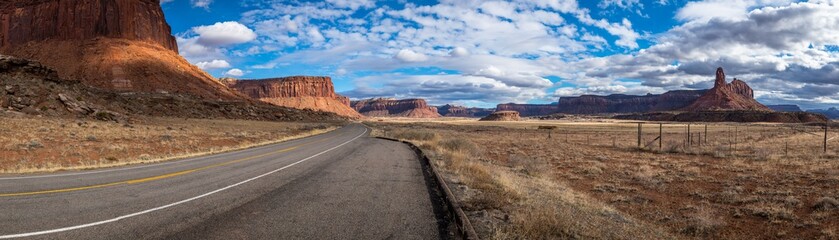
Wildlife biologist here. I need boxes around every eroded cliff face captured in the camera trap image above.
[479,111,521,121]
[683,67,770,111]
[495,104,557,117]
[437,104,493,118]
[556,90,706,114]
[351,98,441,118]
[0,0,177,51]
[0,0,240,100]
[225,76,361,118]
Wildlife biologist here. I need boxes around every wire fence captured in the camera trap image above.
[529,122,837,160]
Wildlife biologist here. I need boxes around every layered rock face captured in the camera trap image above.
[557,90,706,114]
[225,76,361,118]
[683,68,770,111]
[0,0,177,51]
[480,111,521,121]
[437,104,493,118]
[0,0,241,100]
[351,98,441,118]
[496,104,557,117]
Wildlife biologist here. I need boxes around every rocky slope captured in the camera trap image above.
[224,76,360,118]
[683,68,770,111]
[479,111,521,121]
[437,104,493,118]
[767,105,803,112]
[0,0,240,99]
[351,98,441,118]
[0,54,343,122]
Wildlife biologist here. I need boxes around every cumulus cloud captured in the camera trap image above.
[394,49,429,62]
[225,68,245,77]
[194,59,231,70]
[192,21,257,46]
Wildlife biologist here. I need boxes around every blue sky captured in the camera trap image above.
[160,0,839,109]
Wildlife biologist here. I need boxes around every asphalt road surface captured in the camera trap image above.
[0,124,447,239]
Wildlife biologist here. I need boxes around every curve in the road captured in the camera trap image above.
[0,128,367,239]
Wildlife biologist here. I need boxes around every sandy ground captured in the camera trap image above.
[0,114,340,173]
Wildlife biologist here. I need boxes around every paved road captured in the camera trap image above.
[0,124,447,239]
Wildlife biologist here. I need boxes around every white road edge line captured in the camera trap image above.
[0,128,341,181]
[0,127,368,239]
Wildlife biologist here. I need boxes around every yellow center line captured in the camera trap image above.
[0,135,338,197]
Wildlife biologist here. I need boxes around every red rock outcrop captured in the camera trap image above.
[683,68,770,111]
[496,103,558,117]
[479,111,521,121]
[437,104,493,118]
[0,0,242,100]
[556,90,706,114]
[225,76,361,118]
[0,0,177,51]
[351,98,441,118]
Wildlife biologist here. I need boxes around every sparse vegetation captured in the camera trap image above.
[0,114,339,173]
[369,119,839,239]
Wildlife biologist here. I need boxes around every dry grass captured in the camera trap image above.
[0,114,339,173]
[369,119,839,239]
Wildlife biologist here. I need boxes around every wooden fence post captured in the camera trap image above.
[704,125,708,145]
[824,124,829,154]
[687,124,692,147]
[637,123,642,149]
[659,123,663,151]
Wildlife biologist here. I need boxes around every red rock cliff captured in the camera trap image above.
[0,0,242,100]
[556,90,706,114]
[0,0,177,51]
[496,103,558,117]
[225,76,360,118]
[351,98,441,118]
[437,104,493,118]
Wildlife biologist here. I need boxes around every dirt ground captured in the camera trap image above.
[0,113,339,173]
[369,119,839,239]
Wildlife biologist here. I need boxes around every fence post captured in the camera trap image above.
[637,123,642,149]
[689,124,693,146]
[734,126,738,155]
[659,123,663,151]
[824,124,829,154]
[704,125,708,145]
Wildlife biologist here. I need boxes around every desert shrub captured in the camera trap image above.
[681,208,724,237]
[439,138,477,153]
[747,203,795,221]
[393,130,437,141]
[508,154,548,177]
[813,197,839,211]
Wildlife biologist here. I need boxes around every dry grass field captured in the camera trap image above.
[368,119,839,239]
[0,114,339,173]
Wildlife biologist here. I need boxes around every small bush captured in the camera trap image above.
[813,197,839,211]
[439,138,477,153]
[393,130,437,141]
[509,154,548,176]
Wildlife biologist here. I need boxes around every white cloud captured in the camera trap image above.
[191,0,212,9]
[394,49,429,62]
[192,21,257,46]
[225,68,245,77]
[194,59,231,69]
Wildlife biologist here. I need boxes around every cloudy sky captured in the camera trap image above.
[161,0,839,109]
